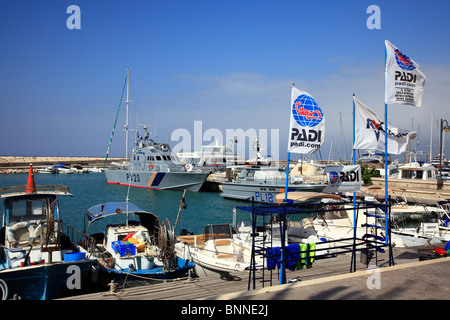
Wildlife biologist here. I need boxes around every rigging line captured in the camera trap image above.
[103,75,128,168]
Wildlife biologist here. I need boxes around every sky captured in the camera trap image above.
[1,0,449,162]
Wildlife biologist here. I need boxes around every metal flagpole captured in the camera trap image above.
[284,152,290,203]
[384,41,389,245]
[352,94,357,232]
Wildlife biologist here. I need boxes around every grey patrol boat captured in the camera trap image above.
[104,125,209,192]
[104,70,208,192]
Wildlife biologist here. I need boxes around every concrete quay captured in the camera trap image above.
[61,244,449,302]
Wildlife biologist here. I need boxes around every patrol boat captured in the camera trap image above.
[104,125,209,192]
[103,70,209,192]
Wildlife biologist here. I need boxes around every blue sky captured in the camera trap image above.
[1,0,449,161]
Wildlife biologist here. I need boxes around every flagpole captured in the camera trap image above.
[284,152,290,203]
[280,84,296,285]
[284,83,295,203]
[384,40,389,245]
[352,94,357,236]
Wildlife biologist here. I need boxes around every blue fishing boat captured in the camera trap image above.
[78,201,195,289]
[0,165,95,300]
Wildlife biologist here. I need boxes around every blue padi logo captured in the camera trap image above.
[329,171,339,184]
[394,49,416,71]
[292,94,324,127]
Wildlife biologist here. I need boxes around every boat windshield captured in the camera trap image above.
[6,196,52,225]
[318,209,348,220]
[203,224,233,241]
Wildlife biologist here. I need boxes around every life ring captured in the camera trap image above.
[7,222,35,245]
[185,164,191,171]
[149,163,154,169]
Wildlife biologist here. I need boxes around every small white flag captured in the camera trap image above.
[324,165,361,193]
[385,39,426,107]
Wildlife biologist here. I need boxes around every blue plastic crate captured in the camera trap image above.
[111,241,136,257]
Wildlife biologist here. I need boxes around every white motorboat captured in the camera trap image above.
[221,165,326,204]
[175,223,257,277]
[306,201,447,248]
[177,138,242,172]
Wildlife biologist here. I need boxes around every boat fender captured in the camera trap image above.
[7,222,35,245]
[433,247,447,256]
[150,163,154,169]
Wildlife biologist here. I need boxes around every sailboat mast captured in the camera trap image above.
[430,112,433,161]
[125,69,130,162]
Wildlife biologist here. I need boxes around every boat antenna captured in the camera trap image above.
[125,69,131,163]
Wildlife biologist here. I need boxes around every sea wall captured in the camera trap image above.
[0,156,124,174]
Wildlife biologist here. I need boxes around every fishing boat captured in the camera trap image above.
[77,201,195,288]
[0,165,95,300]
[103,70,209,192]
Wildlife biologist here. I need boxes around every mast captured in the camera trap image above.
[430,112,433,162]
[125,69,130,162]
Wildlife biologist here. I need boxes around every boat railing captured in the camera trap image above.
[0,184,71,195]
[60,220,97,256]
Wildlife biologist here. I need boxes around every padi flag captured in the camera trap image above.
[353,96,417,155]
[385,39,426,107]
[288,86,325,154]
[324,165,361,193]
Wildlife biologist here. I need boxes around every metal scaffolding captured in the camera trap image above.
[235,198,395,290]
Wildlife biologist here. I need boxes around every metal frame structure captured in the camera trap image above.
[235,198,395,290]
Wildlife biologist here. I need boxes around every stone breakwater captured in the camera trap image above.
[0,156,124,174]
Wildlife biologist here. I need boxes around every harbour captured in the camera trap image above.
[3,2,450,312]
[1,165,449,303]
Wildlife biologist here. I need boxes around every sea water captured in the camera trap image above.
[0,172,247,236]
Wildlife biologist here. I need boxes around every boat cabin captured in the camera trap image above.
[177,139,242,167]
[397,162,436,180]
[129,127,185,173]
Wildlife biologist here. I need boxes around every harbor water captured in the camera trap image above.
[0,172,246,236]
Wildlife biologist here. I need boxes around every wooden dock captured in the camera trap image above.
[59,244,446,301]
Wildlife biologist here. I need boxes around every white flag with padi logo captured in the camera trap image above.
[385,39,426,107]
[323,165,361,193]
[288,86,325,154]
[353,96,417,155]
